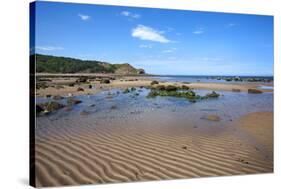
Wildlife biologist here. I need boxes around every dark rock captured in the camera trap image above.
[110,105,117,110]
[37,101,65,113]
[155,85,166,90]
[46,94,52,98]
[248,88,263,94]
[151,80,159,85]
[68,83,75,87]
[77,87,84,92]
[36,105,44,113]
[88,84,92,89]
[165,85,178,91]
[67,97,82,106]
[52,95,64,100]
[232,89,241,92]
[100,79,110,84]
[205,91,220,98]
[80,110,90,115]
[181,85,190,90]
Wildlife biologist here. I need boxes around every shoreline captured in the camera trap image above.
[35,74,273,97]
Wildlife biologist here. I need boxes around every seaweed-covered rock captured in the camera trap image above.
[151,80,159,85]
[37,101,65,113]
[248,88,263,94]
[205,91,220,98]
[100,79,110,84]
[155,85,166,90]
[123,88,130,94]
[181,85,190,90]
[53,95,64,100]
[165,85,178,91]
[67,97,82,106]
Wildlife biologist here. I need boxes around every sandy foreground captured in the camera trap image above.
[34,75,273,187]
[34,111,273,187]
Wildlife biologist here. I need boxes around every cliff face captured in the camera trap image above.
[35,54,145,74]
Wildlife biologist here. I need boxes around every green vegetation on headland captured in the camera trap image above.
[35,54,145,74]
[147,84,220,102]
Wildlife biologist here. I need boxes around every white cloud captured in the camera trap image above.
[78,14,90,21]
[202,57,222,61]
[139,44,153,48]
[35,46,64,51]
[193,30,204,34]
[120,11,140,19]
[162,48,177,53]
[227,23,237,27]
[132,25,171,43]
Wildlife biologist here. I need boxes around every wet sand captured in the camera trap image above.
[35,111,273,187]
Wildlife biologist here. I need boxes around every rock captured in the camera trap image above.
[80,110,90,115]
[64,106,72,112]
[36,105,44,113]
[248,88,263,94]
[181,85,190,90]
[89,104,96,107]
[37,101,65,113]
[76,77,88,83]
[77,87,84,92]
[205,91,220,98]
[151,81,159,85]
[123,88,130,93]
[68,83,75,87]
[110,105,117,110]
[52,95,64,100]
[155,85,166,90]
[88,84,92,89]
[202,115,221,121]
[182,146,188,150]
[165,85,178,91]
[232,89,241,92]
[46,94,52,98]
[55,85,64,89]
[67,97,82,106]
[100,79,110,84]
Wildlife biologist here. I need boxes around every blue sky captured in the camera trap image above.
[33,1,274,76]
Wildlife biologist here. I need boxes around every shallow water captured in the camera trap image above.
[152,76,273,84]
[36,87,273,138]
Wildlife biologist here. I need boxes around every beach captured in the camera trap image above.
[34,74,273,187]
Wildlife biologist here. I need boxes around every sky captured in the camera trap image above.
[32,1,274,76]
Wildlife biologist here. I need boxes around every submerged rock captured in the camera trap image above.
[52,95,64,100]
[80,110,90,115]
[202,115,221,121]
[67,97,82,106]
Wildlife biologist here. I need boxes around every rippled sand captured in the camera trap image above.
[34,88,273,187]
